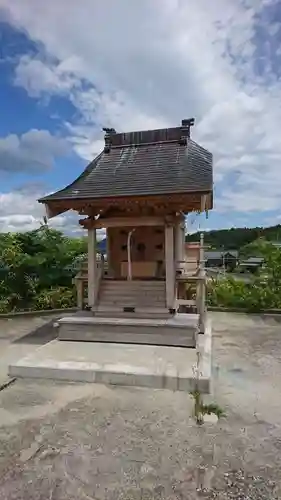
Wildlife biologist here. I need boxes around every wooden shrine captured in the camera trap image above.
[38,119,213,346]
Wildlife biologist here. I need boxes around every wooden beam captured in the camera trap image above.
[93,216,166,229]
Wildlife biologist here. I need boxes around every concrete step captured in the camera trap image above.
[99,280,166,311]
[101,284,165,291]
[99,289,166,296]
[100,292,166,299]
[98,304,166,310]
[58,314,198,348]
[93,306,171,319]
[101,285,166,290]
[102,279,165,284]
[99,296,166,303]
[101,284,165,288]
[8,334,212,393]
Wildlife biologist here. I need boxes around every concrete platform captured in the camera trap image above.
[58,313,198,348]
[8,320,212,393]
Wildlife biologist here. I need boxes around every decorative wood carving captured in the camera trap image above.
[45,191,212,221]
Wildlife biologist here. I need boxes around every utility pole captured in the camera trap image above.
[222,245,226,275]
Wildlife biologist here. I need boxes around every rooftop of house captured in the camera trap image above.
[205,250,239,259]
[240,257,264,265]
[38,119,213,204]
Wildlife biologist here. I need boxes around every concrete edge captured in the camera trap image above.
[9,362,209,394]
[8,338,209,394]
[58,315,198,330]
[208,306,281,317]
[196,317,212,394]
[3,305,281,319]
[0,308,78,319]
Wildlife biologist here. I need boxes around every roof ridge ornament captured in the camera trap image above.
[103,127,116,153]
[179,118,195,145]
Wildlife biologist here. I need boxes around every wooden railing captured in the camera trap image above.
[72,254,105,309]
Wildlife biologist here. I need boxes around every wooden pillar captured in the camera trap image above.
[181,219,186,256]
[165,225,175,309]
[106,228,110,275]
[175,220,185,264]
[77,280,83,309]
[197,232,206,333]
[88,228,97,308]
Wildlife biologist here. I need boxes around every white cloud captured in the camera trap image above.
[1,0,281,216]
[0,189,72,233]
[14,55,81,97]
[0,129,69,172]
[0,187,106,238]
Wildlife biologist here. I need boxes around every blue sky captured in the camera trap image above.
[0,0,281,236]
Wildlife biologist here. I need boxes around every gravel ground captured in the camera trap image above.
[0,312,280,499]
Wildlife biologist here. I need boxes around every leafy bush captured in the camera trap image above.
[0,227,86,313]
[208,241,281,311]
[31,287,76,311]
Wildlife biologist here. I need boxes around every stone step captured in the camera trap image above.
[100,293,165,300]
[58,314,198,348]
[101,282,165,288]
[99,303,166,309]
[94,310,171,320]
[101,298,166,302]
[101,283,165,289]
[99,280,166,311]
[99,301,166,307]
[102,279,165,283]
[101,286,165,293]
[93,306,170,319]
[8,334,212,394]
[98,295,166,302]
[100,291,166,298]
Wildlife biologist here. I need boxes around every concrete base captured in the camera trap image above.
[8,320,212,393]
[58,313,198,348]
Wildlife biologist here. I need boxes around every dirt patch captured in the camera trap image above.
[0,312,280,498]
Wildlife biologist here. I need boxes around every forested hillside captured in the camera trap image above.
[186,225,281,250]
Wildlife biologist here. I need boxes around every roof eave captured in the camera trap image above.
[38,187,213,205]
[40,201,69,219]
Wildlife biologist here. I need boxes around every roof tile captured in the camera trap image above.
[39,125,212,203]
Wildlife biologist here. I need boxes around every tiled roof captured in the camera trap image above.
[39,121,212,203]
[240,257,264,265]
[205,251,223,260]
[205,250,238,259]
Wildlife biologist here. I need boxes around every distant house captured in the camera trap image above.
[184,242,200,274]
[239,257,264,273]
[185,242,200,260]
[270,241,281,249]
[205,250,238,269]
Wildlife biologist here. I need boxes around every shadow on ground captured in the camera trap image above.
[12,320,58,345]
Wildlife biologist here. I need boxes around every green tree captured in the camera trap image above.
[0,228,87,312]
[187,224,281,250]
[208,241,281,311]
